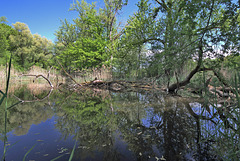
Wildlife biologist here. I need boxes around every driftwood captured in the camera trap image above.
[206,75,238,98]
[208,85,233,98]
[78,80,158,91]
[19,74,54,88]
[188,82,237,99]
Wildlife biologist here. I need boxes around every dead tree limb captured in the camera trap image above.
[56,59,82,87]
[47,66,53,79]
[19,74,54,88]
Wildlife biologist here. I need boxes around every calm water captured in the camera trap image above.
[0,84,237,161]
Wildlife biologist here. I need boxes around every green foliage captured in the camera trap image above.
[55,19,76,47]
[8,22,54,70]
[0,16,8,23]
[9,22,34,69]
[120,0,239,88]
[55,0,108,70]
[67,37,108,69]
[32,34,54,68]
[0,22,16,65]
[55,0,128,72]
[224,55,240,70]
[67,1,109,69]
[114,0,154,78]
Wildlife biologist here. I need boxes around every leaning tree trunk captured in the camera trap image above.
[168,64,200,92]
[168,46,203,93]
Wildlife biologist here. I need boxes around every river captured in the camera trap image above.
[0,83,238,161]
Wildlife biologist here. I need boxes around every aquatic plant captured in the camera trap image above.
[0,55,12,161]
[200,71,240,160]
[0,55,21,161]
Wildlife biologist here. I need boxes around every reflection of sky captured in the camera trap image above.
[0,116,76,161]
[189,102,239,138]
[190,102,218,118]
[1,89,238,160]
[142,107,161,128]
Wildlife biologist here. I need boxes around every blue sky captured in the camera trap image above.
[0,0,138,41]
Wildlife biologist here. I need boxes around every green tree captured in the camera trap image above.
[0,17,16,65]
[0,16,8,23]
[126,0,239,92]
[100,0,128,65]
[55,0,128,72]
[9,22,34,70]
[32,34,54,69]
[68,0,108,69]
[9,22,53,70]
[116,0,156,79]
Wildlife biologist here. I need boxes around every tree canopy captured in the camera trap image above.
[0,1,239,91]
[122,0,239,91]
[0,18,16,65]
[55,0,128,72]
[0,19,54,70]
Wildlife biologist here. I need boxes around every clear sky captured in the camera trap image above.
[0,0,138,42]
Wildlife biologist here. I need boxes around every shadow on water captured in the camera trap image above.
[0,84,239,161]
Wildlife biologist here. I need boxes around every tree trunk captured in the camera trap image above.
[168,46,203,92]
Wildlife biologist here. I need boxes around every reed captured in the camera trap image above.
[200,70,240,160]
[68,139,77,161]
[0,65,65,90]
[0,56,22,161]
[1,57,78,160]
[22,144,36,161]
[1,55,12,161]
[72,65,112,83]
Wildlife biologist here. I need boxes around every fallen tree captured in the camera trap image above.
[80,79,158,91]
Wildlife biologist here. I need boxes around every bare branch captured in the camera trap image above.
[56,59,82,87]
[155,0,168,11]
[19,74,54,88]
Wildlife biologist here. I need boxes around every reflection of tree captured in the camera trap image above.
[55,90,212,161]
[0,86,54,136]
[54,89,123,160]
[114,94,198,161]
[8,101,54,136]
[3,86,228,160]
[13,84,53,103]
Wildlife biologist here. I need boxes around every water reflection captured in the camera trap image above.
[0,85,237,160]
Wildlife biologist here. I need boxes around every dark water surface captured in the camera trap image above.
[0,85,236,161]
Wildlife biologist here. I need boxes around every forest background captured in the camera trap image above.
[0,0,239,93]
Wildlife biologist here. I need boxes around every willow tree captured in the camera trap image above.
[126,0,239,92]
[116,0,155,78]
[8,22,54,70]
[9,22,34,69]
[0,17,16,65]
[32,34,54,69]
